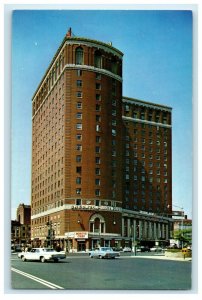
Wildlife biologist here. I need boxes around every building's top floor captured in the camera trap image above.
[122,96,172,126]
[32,29,123,103]
[123,97,172,112]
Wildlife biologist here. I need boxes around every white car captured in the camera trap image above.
[123,247,132,252]
[150,247,163,252]
[89,247,120,259]
[18,248,66,263]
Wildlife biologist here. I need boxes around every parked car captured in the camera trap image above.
[18,248,66,263]
[150,247,163,252]
[123,247,132,252]
[89,247,120,259]
[136,246,150,252]
[112,247,123,252]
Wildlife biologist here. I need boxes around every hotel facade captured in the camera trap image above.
[31,29,173,251]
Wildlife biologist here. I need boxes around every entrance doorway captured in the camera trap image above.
[77,241,86,252]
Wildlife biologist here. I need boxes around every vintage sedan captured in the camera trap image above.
[150,246,163,252]
[89,247,120,259]
[18,248,66,263]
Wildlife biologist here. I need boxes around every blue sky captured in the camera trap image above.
[11,9,193,219]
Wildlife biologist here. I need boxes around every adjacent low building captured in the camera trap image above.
[11,204,31,247]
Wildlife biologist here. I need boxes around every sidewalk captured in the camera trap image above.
[130,254,192,262]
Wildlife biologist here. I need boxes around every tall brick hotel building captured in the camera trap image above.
[31,29,172,251]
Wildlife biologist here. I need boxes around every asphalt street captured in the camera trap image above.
[10,253,192,291]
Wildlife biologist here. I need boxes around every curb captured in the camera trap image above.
[129,255,192,262]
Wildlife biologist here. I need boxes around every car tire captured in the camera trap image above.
[54,258,58,263]
[40,256,46,263]
[21,256,26,262]
[99,255,103,259]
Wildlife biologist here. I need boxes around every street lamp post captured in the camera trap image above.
[46,221,55,248]
[131,222,137,256]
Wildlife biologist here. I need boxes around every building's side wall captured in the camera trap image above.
[122,98,172,215]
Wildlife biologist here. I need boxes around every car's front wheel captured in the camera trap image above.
[40,256,46,263]
[21,256,26,262]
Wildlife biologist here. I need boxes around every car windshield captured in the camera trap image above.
[100,247,113,251]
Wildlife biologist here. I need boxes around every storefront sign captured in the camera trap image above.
[71,205,122,212]
[65,231,88,239]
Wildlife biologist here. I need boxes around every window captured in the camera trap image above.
[112,150,116,156]
[95,146,100,153]
[96,94,101,101]
[112,120,116,126]
[96,136,101,143]
[76,80,82,87]
[95,190,100,196]
[76,189,81,195]
[96,104,101,111]
[95,178,100,185]
[111,57,118,74]
[76,144,82,151]
[75,47,83,65]
[96,73,101,80]
[95,157,101,164]
[76,134,82,141]
[76,155,82,162]
[76,177,82,184]
[112,109,116,116]
[112,129,116,136]
[95,168,100,175]
[96,83,101,90]
[76,112,82,119]
[76,123,82,130]
[76,166,82,174]
[96,115,101,122]
[77,70,82,76]
[112,99,116,106]
[76,199,81,205]
[77,102,82,109]
[76,91,82,98]
[96,125,101,132]
[94,51,102,68]
[140,112,145,120]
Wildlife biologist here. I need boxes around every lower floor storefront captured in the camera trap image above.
[31,209,174,252]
